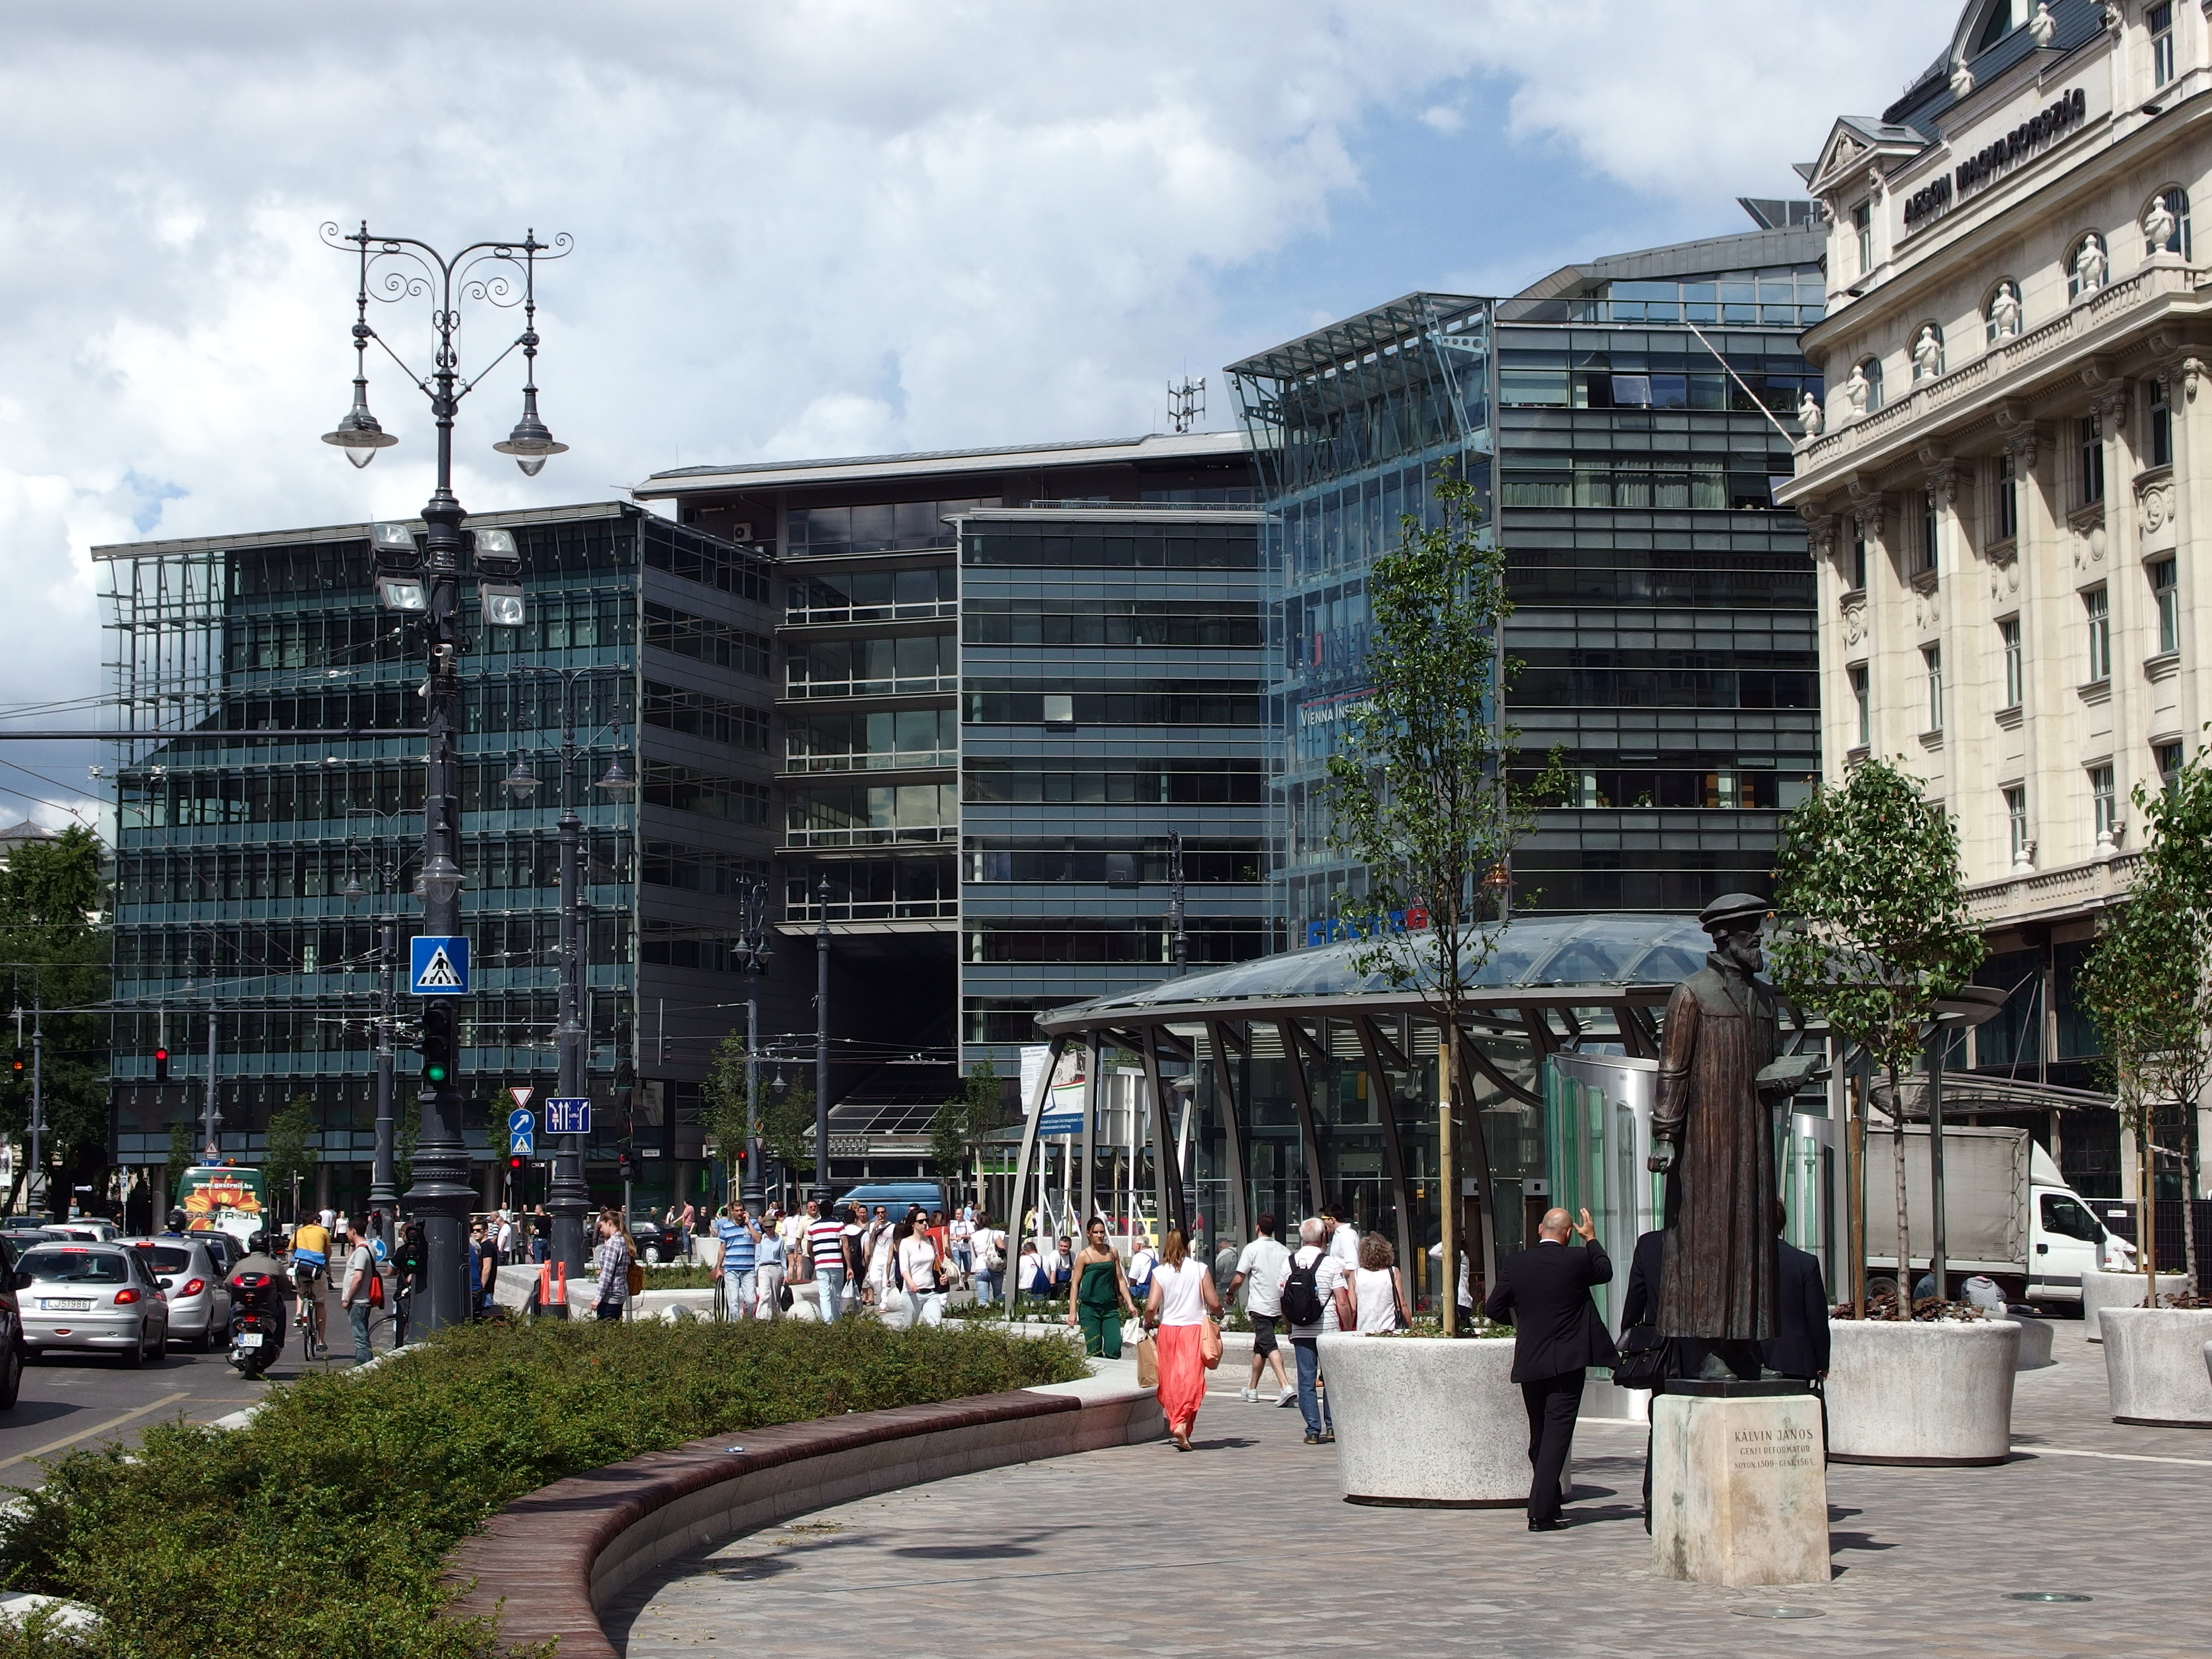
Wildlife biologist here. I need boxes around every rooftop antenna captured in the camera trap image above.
[1167,375,1206,434]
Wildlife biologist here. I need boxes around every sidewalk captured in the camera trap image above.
[603,1317,2212,1658]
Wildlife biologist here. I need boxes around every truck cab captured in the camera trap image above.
[2026,1143,2132,1308]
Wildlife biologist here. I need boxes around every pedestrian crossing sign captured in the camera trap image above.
[410,935,469,996]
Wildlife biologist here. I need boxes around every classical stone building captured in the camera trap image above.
[1780,0,2211,1201]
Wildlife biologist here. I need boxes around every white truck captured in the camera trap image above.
[1857,1123,2131,1309]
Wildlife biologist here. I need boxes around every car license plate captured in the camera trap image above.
[40,1298,91,1312]
[238,1333,265,1348]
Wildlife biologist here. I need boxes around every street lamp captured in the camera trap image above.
[322,219,572,1334]
[814,875,832,1209]
[739,881,773,1212]
[504,665,619,1288]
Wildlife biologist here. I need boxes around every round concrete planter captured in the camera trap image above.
[2083,1268,2189,1341]
[2101,1307,2212,1427]
[1825,1317,2020,1466]
[1316,1332,1544,1507]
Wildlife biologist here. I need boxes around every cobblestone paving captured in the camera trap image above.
[605,1320,2212,1658]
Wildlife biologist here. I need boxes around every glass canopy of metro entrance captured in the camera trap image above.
[1027,911,1716,1307]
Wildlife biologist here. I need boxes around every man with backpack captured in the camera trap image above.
[1279,1216,1345,1444]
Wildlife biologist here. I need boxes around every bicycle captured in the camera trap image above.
[294,1270,328,1361]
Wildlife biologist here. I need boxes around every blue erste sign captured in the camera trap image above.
[1036,1111,1083,1136]
[544,1097,591,1136]
[410,935,469,996]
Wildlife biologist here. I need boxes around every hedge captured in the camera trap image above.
[0,1317,1084,1659]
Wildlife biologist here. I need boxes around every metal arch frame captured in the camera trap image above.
[1352,1015,1418,1287]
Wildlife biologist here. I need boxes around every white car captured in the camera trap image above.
[17,1243,169,1366]
[121,1236,232,1352]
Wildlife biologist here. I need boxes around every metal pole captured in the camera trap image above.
[30,995,45,1216]
[547,678,590,1284]
[400,327,478,1336]
[200,1006,215,1160]
[369,920,398,1210]
[1169,831,1187,977]
[742,981,764,1211]
[1078,1033,1100,1228]
[1927,1025,1948,1303]
[1440,1022,1457,1335]
[813,876,831,1207]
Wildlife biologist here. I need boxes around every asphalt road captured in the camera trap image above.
[0,1303,386,1487]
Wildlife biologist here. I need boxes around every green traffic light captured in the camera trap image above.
[425,1063,448,1084]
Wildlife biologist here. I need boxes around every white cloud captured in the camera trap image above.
[0,0,1954,756]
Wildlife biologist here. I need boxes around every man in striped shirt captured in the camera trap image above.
[805,1199,848,1324]
[715,1201,759,1322]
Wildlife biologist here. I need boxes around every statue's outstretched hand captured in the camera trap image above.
[1647,1139,1677,1175]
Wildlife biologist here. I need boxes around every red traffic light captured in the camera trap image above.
[507,1154,525,1172]
[154,1047,170,1082]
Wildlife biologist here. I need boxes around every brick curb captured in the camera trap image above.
[442,1387,1153,1656]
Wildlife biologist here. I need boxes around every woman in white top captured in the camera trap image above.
[1341,1233,1409,1334]
[1142,1228,1223,1451]
[896,1217,943,1327]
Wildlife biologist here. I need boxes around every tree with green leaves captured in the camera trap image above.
[164,1118,193,1216]
[2079,750,2212,1296]
[701,1029,758,1195]
[929,1060,1004,1201]
[1322,467,1563,1326]
[759,1079,814,1199]
[2079,869,2201,1297]
[394,1094,421,1198]
[263,1093,318,1224]
[1768,757,1985,1318]
[0,826,110,1212]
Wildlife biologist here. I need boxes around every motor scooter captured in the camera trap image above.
[226,1266,287,1379]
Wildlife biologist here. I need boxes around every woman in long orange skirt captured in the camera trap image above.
[1143,1227,1221,1451]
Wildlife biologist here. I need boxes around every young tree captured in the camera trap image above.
[0,827,111,1210]
[2080,751,2212,1296]
[701,1029,759,1195]
[2079,871,2201,1297]
[1769,758,1985,1318]
[263,1094,319,1224]
[163,1118,193,1217]
[929,1060,1004,1201]
[1322,468,1563,1327]
[759,1079,815,1198]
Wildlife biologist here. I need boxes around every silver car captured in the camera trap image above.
[121,1237,231,1352]
[18,1244,169,1366]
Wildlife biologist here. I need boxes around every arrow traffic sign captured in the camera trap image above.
[508,1106,536,1157]
[544,1097,591,1136]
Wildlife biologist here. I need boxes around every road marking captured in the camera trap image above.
[2022,1444,2212,1468]
[0,1391,189,1471]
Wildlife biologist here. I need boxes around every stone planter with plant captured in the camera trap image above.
[1317,1325,1541,1506]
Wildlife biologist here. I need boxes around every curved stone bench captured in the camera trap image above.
[443,1382,1160,1657]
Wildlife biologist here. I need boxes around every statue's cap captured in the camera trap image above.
[1697,892,1772,934]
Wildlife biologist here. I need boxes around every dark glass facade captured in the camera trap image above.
[955,507,1269,1072]
[96,502,782,1217]
[1230,219,1825,930]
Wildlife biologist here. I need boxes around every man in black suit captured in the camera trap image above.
[1483,1206,1618,1530]
[1761,1201,1831,1385]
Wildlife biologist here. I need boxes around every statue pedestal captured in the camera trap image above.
[1651,1386,1830,1587]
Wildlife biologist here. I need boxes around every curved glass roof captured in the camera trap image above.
[1052,911,1714,1023]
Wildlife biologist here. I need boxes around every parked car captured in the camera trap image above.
[18,1243,168,1366]
[625,1216,671,1264]
[122,1236,232,1352]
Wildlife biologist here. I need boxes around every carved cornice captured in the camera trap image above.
[2181,357,2209,401]
[1917,444,1960,502]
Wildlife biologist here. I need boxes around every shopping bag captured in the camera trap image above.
[1199,1317,1223,1370]
[1134,1333,1159,1388]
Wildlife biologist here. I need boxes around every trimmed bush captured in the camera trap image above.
[0,1318,1083,1659]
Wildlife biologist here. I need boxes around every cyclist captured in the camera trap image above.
[290,1215,333,1357]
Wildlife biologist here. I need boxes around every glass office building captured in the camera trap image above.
[1230,210,1827,933]
[95,501,779,1217]
[955,503,1269,1076]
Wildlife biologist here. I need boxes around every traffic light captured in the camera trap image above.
[507,1154,525,1175]
[420,1005,455,1087]
[154,1047,169,1083]
[9,1056,20,1082]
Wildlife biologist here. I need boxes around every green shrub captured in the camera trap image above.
[0,1319,1083,1659]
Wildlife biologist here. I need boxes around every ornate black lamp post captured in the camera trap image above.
[739,880,774,1212]
[320,220,571,1332]
[502,668,635,1284]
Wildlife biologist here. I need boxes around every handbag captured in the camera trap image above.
[1199,1316,1223,1370]
[1133,1332,1159,1388]
[368,1269,385,1309]
[627,1260,646,1297]
[1612,1324,1667,1390]
[778,1280,794,1311]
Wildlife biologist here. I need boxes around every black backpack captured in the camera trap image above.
[1279,1251,1325,1327]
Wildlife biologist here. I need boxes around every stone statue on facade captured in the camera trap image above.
[1647,894,1820,1379]
[2074,232,2108,294]
[1796,391,1823,438]
[1844,363,1870,419]
[1988,280,2021,338]
[2144,197,2178,258]
[2031,2,2056,47]
[1912,326,1943,382]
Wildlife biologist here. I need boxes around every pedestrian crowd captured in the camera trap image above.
[703,1197,1007,1326]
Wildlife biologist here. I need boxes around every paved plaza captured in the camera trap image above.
[604,1320,2212,1658]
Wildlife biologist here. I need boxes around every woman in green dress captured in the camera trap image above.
[1065,1216,1138,1357]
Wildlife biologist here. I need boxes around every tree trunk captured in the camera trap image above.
[1439,1019,1457,1337]
[2142,1110,2160,1307]
[2185,1102,2202,1296]
[1890,1064,1910,1319]
[1847,1057,1867,1318]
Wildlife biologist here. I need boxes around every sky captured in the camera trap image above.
[0,0,1950,827]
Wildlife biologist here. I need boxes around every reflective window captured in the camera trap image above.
[2153,558,2179,655]
[2090,764,2118,840]
[2084,587,2112,682]
[786,498,1000,556]
[2041,1191,2103,1243]
[2151,4,2175,87]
